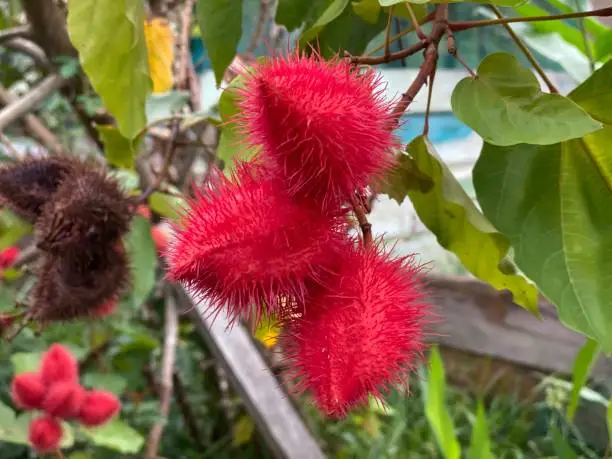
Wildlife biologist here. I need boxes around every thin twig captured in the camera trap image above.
[489,5,559,94]
[449,6,612,32]
[423,62,436,136]
[573,0,595,72]
[177,0,196,90]
[364,10,435,58]
[3,38,50,70]
[172,373,205,449]
[247,0,272,54]
[0,133,20,158]
[406,2,426,40]
[350,40,427,65]
[4,311,34,342]
[0,85,65,155]
[351,195,372,247]
[145,286,179,459]
[391,5,448,122]
[445,27,476,77]
[384,6,394,59]
[0,75,66,131]
[0,26,31,43]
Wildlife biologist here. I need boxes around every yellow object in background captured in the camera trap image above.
[254,312,281,349]
[144,18,174,93]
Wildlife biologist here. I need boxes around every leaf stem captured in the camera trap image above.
[448,6,612,32]
[384,6,394,59]
[573,0,596,72]
[489,5,559,94]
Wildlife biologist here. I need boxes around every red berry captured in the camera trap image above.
[166,162,348,323]
[91,298,118,318]
[282,242,429,417]
[237,51,397,208]
[42,382,85,419]
[151,223,170,255]
[0,246,20,269]
[28,415,63,453]
[136,205,151,219]
[11,372,45,410]
[77,390,121,427]
[40,344,78,385]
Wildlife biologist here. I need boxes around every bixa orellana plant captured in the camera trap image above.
[166,51,430,417]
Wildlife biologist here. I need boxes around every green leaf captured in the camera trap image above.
[149,192,186,220]
[0,210,31,250]
[67,0,150,139]
[83,373,127,395]
[309,0,388,58]
[110,168,140,192]
[96,125,141,169]
[551,426,579,459]
[196,0,243,86]
[352,0,381,24]
[69,453,94,459]
[81,420,144,453]
[385,136,538,314]
[423,347,460,459]
[380,0,523,5]
[0,409,74,448]
[300,0,350,44]
[514,4,587,55]
[473,60,612,350]
[594,30,612,62]
[451,52,601,146]
[10,352,41,374]
[145,91,189,124]
[217,76,257,173]
[569,59,612,124]
[125,216,157,308]
[232,415,255,447]
[467,402,492,459]
[276,0,330,31]
[567,338,600,420]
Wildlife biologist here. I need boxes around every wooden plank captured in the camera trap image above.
[178,288,325,459]
[426,276,612,383]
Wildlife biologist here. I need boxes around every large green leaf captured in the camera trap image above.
[594,30,612,62]
[196,0,243,86]
[96,125,141,169]
[311,0,387,58]
[467,402,493,459]
[451,53,601,146]
[217,75,257,173]
[352,0,381,24]
[67,0,150,139]
[384,136,538,313]
[300,0,350,45]
[473,59,612,351]
[125,216,157,308]
[276,0,330,31]
[422,347,460,459]
[81,420,144,453]
[567,338,600,420]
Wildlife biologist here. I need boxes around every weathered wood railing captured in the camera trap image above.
[180,276,612,459]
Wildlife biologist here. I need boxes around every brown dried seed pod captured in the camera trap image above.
[30,244,131,322]
[0,156,79,223]
[35,161,132,257]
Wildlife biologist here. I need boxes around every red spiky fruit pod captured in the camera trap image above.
[77,390,121,427]
[236,51,398,207]
[11,372,46,410]
[281,242,429,417]
[166,161,348,323]
[29,416,63,453]
[40,344,79,386]
[42,382,86,419]
[0,246,19,269]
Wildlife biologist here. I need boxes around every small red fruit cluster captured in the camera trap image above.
[167,51,430,416]
[0,245,19,279]
[11,344,121,453]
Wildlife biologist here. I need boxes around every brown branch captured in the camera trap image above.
[145,286,179,459]
[172,373,205,450]
[2,38,50,70]
[0,75,67,132]
[488,5,558,94]
[449,7,612,32]
[0,85,65,155]
[350,40,427,65]
[391,5,448,122]
[0,26,31,43]
[364,10,435,58]
[20,0,77,59]
[406,3,426,40]
[0,133,20,158]
[384,6,394,59]
[351,195,372,247]
[177,0,196,90]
